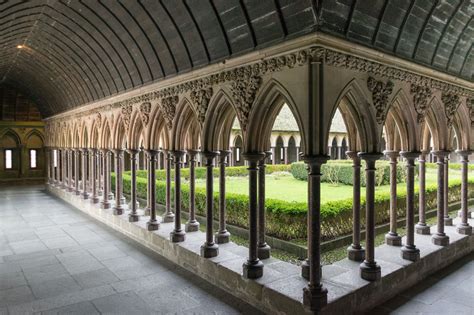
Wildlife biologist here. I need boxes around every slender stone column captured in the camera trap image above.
[242,152,265,279]
[257,151,271,259]
[185,150,200,232]
[67,150,74,192]
[346,151,365,261]
[162,151,175,222]
[443,155,453,226]
[456,150,472,235]
[216,150,231,244]
[53,148,58,185]
[90,149,99,203]
[146,150,160,231]
[296,147,300,162]
[359,152,383,281]
[81,148,90,199]
[120,156,126,205]
[283,146,288,164]
[97,150,103,197]
[400,151,420,261]
[46,148,51,183]
[170,150,186,242]
[127,149,140,222]
[384,150,402,246]
[431,150,450,246]
[74,149,81,195]
[271,147,276,165]
[100,149,111,209]
[201,151,219,258]
[113,149,124,215]
[301,155,329,310]
[144,153,152,216]
[415,151,430,234]
[61,149,67,189]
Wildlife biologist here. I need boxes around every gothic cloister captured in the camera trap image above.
[0,1,473,314]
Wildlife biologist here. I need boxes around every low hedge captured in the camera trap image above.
[426,162,474,171]
[112,172,474,242]
[290,161,407,187]
[132,164,290,181]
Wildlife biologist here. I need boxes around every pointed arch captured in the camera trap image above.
[147,106,170,150]
[172,97,201,151]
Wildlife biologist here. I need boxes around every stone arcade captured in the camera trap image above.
[0,1,473,314]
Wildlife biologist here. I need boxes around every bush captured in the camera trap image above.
[113,171,474,241]
[426,162,474,171]
[290,161,407,187]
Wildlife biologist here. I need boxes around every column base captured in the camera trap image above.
[144,207,150,216]
[385,232,402,246]
[185,220,199,232]
[303,285,328,311]
[347,245,365,262]
[444,217,453,226]
[113,207,123,215]
[170,230,186,242]
[201,242,219,258]
[81,192,90,200]
[98,190,103,197]
[120,196,126,205]
[257,244,271,260]
[456,224,472,236]
[432,233,449,246]
[415,223,431,235]
[215,230,230,244]
[101,201,111,209]
[360,261,381,281]
[162,212,175,223]
[128,214,139,222]
[91,196,100,204]
[108,192,114,200]
[301,259,309,280]
[242,260,264,279]
[401,245,420,262]
[67,187,74,192]
[146,220,159,231]
[129,201,139,209]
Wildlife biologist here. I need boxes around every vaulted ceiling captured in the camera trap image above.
[0,0,472,117]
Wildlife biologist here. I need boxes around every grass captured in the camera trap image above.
[192,168,468,203]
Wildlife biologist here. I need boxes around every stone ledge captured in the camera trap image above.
[47,185,474,314]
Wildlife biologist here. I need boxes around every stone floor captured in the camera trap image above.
[374,248,473,315]
[0,185,261,315]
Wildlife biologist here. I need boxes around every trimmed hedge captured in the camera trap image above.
[290,161,407,187]
[113,172,474,242]
[132,164,290,181]
[426,162,474,171]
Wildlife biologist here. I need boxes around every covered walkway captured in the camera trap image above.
[0,186,259,314]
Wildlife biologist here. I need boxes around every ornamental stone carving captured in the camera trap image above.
[139,102,151,127]
[190,87,213,125]
[161,96,178,129]
[95,112,102,129]
[468,98,474,127]
[367,76,394,124]
[441,92,460,128]
[230,74,262,131]
[410,84,432,123]
[121,104,133,131]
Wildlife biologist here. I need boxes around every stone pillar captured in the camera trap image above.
[415,151,430,234]
[46,148,51,183]
[101,150,111,209]
[54,148,59,185]
[128,149,139,222]
[185,150,200,232]
[90,149,100,203]
[144,151,152,216]
[456,150,472,235]
[443,155,453,226]
[296,147,300,162]
[74,149,80,195]
[81,148,90,199]
[201,151,219,258]
[229,146,234,167]
[300,155,329,310]
[163,151,175,223]
[170,150,186,242]
[257,151,271,259]
[120,156,126,205]
[67,150,74,192]
[242,152,265,279]
[384,150,402,246]
[216,150,231,244]
[400,151,420,261]
[359,152,383,281]
[283,146,288,164]
[146,150,159,231]
[271,147,276,165]
[346,151,365,261]
[431,150,450,246]
[97,150,103,197]
[113,149,124,215]
[60,149,66,189]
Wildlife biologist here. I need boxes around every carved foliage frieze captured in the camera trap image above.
[367,76,394,124]
[190,87,213,125]
[467,98,474,127]
[121,104,133,131]
[410,84,432,123]
[139,102,151,127]
[95,112,102,129]
[161,96,178,129]
[441,92,460,128]
[230,72,262,131]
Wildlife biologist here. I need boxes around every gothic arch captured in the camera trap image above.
[172,98,200,151]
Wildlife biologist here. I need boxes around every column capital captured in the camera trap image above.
[400,151,421,160]
[345,151,360,160]
[358,152,383,161]
[431,150,450,158]
[186,149,200,157]
[302,154,330,166]
[172,150,186,158]
[242,152,265,163]
[455,150,472,157]
[202,151,219,160]
[383,150,400,159]
[112,148,124,155]
[144,149,159,157]
[126,149,140,155]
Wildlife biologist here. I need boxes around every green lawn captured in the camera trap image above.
[192,168,468,203]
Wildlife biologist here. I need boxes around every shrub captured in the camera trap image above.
[290,161,407,187]
[426,162,474,171]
